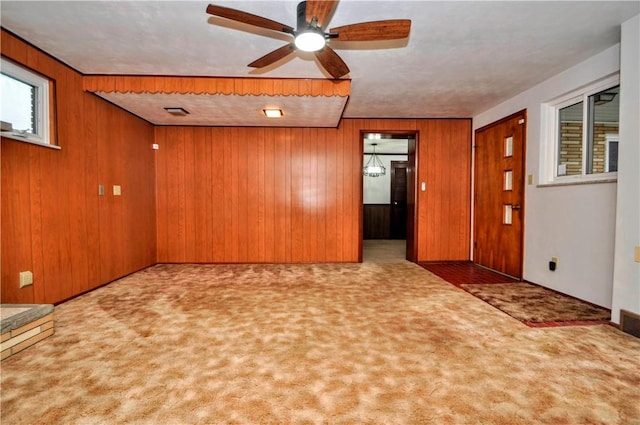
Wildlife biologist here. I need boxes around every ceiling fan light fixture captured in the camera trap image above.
[294,30,326,52]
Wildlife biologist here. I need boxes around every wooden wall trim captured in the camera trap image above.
[84,75,350,97]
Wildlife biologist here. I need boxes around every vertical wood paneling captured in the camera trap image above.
[416,119,472,261]
[210,129,225,262]
[263,128,275,262]
[155,124,367,263]
[28,146,45,302]
[183,127,197,262]
[1,141,35,303]
[223,128,234,260]
[246,128,260,260]
[119,111,156,273]
[1,30,156,304]
[82,96,101,290]
[154,128,169,262]
[193,128,213,262]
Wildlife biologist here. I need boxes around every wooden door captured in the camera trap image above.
[390,161,408,239]
[474,111,526,278]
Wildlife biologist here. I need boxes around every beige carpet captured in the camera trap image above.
[1,262,639,424]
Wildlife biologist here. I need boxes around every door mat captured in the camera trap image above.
[459,282,611,327]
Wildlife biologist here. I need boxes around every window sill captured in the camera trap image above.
[537,177,617,188]
[1,133,60,150]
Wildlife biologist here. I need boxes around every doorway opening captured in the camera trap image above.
[361,132,417,263]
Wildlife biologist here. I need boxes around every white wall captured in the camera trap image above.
[363,155,408,204]
[611,14,640,324]
[473,44,622,308]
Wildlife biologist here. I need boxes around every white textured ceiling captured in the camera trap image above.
[1,1,638,126]
[95,92,348,127]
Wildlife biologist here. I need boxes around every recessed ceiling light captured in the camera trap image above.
[164,107,190,116]
[263,109,283,118]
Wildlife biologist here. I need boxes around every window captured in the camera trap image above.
[1,58,55,147]
[543,75,619,183]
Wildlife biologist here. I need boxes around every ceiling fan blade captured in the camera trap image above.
[305,0,338,28]
[330,20,411,41]
[248,43,296,68]
[315,46,350,79]
[206,4,294,34]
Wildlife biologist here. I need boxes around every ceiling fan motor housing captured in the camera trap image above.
[297,1,311,31]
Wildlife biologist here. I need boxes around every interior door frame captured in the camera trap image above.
[360,130,418,263]
[473,109,527,278]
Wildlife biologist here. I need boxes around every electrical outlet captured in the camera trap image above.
[19,271,33,288]
[113,185,121,196]
[549,257,558,272]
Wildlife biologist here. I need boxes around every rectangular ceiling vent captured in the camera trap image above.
[620,309,640,338]
[164,107,190,116]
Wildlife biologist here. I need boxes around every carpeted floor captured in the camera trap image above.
[1,261,639,424]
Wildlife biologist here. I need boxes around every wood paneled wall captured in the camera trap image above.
[363,205,391,239]
[353,119,471,262]
[155,123,362,263]
[156,119,471,263]
[1,30,157,304]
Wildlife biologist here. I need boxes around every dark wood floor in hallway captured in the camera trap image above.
[420,262,517,285]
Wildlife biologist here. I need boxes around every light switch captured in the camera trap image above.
[635,246,640,263]
[19,271,33,288]
[527,174,534,185]
[98,184,105,196]
[113,185,121,196]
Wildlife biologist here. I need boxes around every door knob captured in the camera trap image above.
[511,204,521,210]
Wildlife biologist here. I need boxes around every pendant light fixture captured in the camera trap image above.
[363,143,386,177]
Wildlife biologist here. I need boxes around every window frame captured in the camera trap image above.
[1,58,57,149]
[605,134,619,173]
[541,73,619,185]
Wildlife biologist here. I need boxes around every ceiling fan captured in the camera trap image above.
[206,1,411,79]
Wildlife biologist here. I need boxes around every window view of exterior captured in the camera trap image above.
[558,101,584,176]
[1,72,36,133]
[557,85,619,176]
[589,85,619,173]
